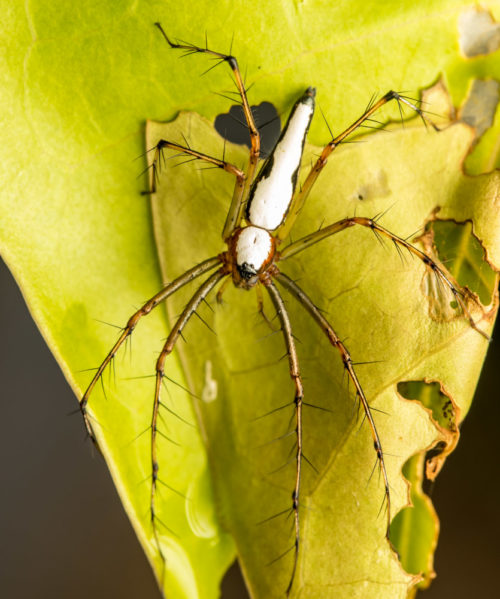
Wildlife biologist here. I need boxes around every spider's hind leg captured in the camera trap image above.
[155,23,261,239]
[277,91,438,241]
[144,139,245,195]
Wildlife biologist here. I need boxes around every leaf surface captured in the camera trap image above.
[1,1,499,598]
[149,106,498,597]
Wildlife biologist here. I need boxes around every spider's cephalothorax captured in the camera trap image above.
[226,225,277,287]
[79,23,488,598]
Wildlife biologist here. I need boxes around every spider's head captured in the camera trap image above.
[237,261,259,282]
[228,225,276,289]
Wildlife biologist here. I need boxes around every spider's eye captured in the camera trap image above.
[238,261,258,280]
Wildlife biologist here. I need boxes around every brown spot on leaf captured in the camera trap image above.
[459,7,500,58]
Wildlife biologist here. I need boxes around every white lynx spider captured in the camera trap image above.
[79,24,489,597]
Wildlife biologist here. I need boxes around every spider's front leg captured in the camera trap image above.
[265,281,305,597]
[79,256,221,444]
[149,268,226,572]
[275,272,392,537]
[155,23,261,239]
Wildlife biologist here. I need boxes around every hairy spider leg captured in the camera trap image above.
[276,272,391,518]
[265,281,305,596]
[146,140,245,195]
[277,90,438,241]
[269,214,490,590]
[271,271,392,595]
[260,266,394,595]
[78,256,221,442]
[84,27,469,596]
[154,23,261,240]
[279,216,489,340]
[150,268,227,573]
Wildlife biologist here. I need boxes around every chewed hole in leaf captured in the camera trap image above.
[397,379,459,481]
[458,7,500,58]
[460,78,500,175]
[397,380,457,432]
[390,453,437,588]
[460,79,500,142]
[432,220,497,305]
[416,219,497,322]
[391,380,459,590]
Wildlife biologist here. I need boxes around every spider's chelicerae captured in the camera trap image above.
[80,24,488,597]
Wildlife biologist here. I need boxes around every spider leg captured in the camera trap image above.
[265,281,305,597]
[274,272,392,538]
[79,256,221,443]
[279,216,489,340]
[155,23,260,240]
[150,268,227,576]
[145,139,245,195]
[277,91,437,240]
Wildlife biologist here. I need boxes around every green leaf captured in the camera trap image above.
[148,104,499,598]
[1,1,499,598]
[391,381,458,590]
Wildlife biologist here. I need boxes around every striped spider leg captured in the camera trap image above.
[79,24,488,599]
[150,23,260,241]
[79,23,262,585]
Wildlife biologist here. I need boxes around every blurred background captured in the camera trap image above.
[0,254,498,599]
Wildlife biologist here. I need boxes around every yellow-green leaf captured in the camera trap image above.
[1,1,499,598]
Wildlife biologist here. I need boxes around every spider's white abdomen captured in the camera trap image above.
[235,225,274,279]
[247,88,315,231]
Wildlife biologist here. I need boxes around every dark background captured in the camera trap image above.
[0,255,498,599]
